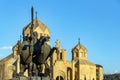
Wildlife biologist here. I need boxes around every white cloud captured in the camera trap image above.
[0,46,12,50]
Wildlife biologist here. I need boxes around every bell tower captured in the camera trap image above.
[52,40,67,66]
[55,40,66,61]
[72,39,87,61]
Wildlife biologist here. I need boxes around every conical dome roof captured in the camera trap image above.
[72,41,87,53]
[23,19,50,39]
[72,40,87,60]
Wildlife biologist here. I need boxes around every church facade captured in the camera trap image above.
[51,39,103,80]
[0,12,103,80]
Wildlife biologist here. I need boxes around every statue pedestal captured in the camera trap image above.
[28,77,41,80]
[11,76,51,80]
[12,76,27,80]
[28,76,50,80]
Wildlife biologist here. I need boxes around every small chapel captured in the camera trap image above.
[0,8,103,80]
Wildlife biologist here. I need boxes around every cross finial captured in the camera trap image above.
[35,11,38,19]
[78,38,80,44]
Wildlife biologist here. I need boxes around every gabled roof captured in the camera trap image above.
[75,59,95,66]
[0,54,13,63]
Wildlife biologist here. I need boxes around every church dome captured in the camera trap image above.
[72,39,87,60]
[23,19,50,39]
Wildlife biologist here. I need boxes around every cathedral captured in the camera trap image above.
[0,9,103,80]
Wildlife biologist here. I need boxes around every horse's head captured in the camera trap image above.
[33,36,50,54]
[39,36,50,45]
[45,36,50,41]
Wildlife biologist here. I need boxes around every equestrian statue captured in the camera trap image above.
[16,7,58,77]
[17,34,57,77]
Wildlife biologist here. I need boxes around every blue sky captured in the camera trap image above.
[0,0,120,74]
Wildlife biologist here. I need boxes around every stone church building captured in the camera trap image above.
[51,39,103,80]
[0,11,103,80]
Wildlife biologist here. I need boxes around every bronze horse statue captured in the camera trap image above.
[18,35,57,77]
[18,36,33,76]
[33,36,57,76]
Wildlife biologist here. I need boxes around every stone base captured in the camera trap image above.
[11,76,27,80]
[11,76,51,80]
[28,77,41,80]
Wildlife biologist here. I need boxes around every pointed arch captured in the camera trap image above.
[60,52,62,60]
[67,67,72,80]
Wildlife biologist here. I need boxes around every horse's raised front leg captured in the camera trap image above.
[19,64,26,76]
[28,62,33,76]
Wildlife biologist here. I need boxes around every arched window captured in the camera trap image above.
[67,67,72,80]
[76,52,78,57]
[60,76,64,80]
[56,76,64,80]
[60,53,62,60]
[56,76,59,80]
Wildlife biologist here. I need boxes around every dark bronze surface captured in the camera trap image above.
[13,7,58,79]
